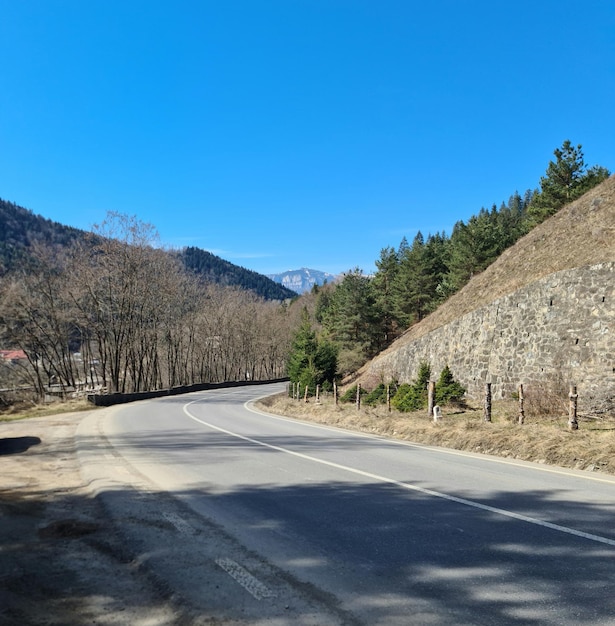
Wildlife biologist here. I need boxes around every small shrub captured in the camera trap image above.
[435,365,466,405]
[363,383,388,406]
[321,380,333,393]
[391,362,431,412]
[339,384,367,404]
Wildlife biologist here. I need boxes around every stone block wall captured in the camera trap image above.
[364,262,614,414]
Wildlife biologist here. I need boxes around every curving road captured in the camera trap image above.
[78,383,615,625]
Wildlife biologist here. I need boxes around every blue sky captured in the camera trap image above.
[1,1,613,276]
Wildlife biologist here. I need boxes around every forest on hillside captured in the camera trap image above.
[0,213,303,400]
[287,141,611,388]
[0,200,296,301]
[0,141,609,405]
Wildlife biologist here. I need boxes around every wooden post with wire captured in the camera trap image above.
[568,385,579,430]
[484,383,492,422]
[518,384,525,425]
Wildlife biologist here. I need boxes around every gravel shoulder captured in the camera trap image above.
[0,405,355,626]
[0,410,180,626]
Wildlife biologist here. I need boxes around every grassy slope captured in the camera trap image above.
[372,175,615,355]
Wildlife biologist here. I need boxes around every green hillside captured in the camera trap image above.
[0,199,295,301]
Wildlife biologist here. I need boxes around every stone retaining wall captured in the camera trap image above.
[363,262,614,414]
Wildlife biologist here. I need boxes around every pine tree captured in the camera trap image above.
[286,309,319,390]
[391,361,431,411]
[435,365,466,405]
[526,140,610,225]
[393,232,432,326]
[321,269,381,357]
[372,246,401,344]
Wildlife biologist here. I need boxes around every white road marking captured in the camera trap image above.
[246,397,615,485]
[215,557,276,600]
[183,400,615,548]
[162,512,195,535]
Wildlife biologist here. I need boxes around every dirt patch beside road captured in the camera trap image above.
[0,411,179,626]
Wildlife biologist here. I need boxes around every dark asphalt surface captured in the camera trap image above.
[80,383,615,625]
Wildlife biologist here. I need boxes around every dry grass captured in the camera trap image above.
[0,397,97,422]
[257,393,615,476]
[362,176,615,362]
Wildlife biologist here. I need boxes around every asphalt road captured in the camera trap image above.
[78,383,615,625]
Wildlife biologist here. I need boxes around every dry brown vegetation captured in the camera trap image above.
[0,397,97,422]
[257,392,615,476]
[363,175,615,361]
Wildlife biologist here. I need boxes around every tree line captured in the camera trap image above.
[0,141,609,405]
[288,141,610,391]
[0,213,301,401]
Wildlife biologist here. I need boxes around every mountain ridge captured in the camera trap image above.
[0,198,296,301]
[267,267,338,294]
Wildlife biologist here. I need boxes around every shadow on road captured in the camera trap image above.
[73,426,615,625]
[4,418,615,625]
[0,436,41,455]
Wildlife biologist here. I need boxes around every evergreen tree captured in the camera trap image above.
[314,338,338,389]
[434,365,466,405]
[320,268,382,357]
[424,232,449,308]
[286,309,319,390]
[526,140,610,225]
[286,309,338,392]
[372,246,401,344]
[393,232,432,326]
[391,361,431,411]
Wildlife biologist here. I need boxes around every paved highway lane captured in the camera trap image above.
[86,383,615,625]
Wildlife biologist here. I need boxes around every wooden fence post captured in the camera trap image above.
[568,385,579,430]
[304,385,309,403]
[387,385,391,412]
[334,381,338,405]
[484,383,492,422]
[427,381,436,418]
[356,383,361,411]
[518,384,525,425]
[316,384,320,404]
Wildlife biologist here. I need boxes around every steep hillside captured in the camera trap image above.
[355,176,615,412]
[178,246,297,300]
[0,198,295,301]
[0,199,84,272]
[381,175,615,351]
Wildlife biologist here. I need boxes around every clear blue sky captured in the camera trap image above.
[1,1,613,276]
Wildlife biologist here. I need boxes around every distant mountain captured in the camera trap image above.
[0,198,296,301]
[178,247,297,300]
[268,268,337,294]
